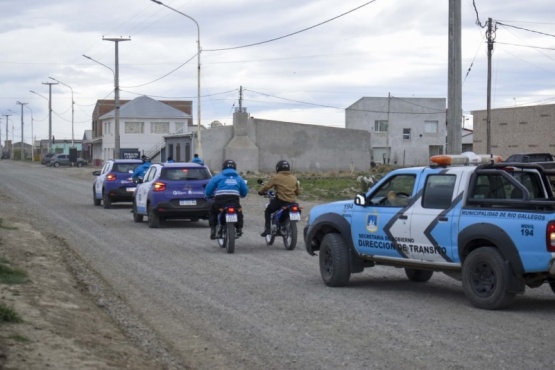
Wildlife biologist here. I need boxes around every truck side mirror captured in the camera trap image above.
[354,194,366,206]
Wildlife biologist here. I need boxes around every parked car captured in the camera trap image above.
[132,163,213,228]
[504,152,554,163]
[49,153,87,167]
[92,159,143,209]
[1,152,9,159]
[41,152,55,165]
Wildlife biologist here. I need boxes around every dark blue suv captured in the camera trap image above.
[92,159,143,208]
[132,163,213,228]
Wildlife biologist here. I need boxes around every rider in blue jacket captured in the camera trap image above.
[131,157,151,182]
[205,159,248,239]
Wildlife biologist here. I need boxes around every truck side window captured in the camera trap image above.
[422,175,455,209]
[371,174,416,207]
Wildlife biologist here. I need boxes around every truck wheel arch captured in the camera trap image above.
[304,213,366,273]
[458,223,525,292]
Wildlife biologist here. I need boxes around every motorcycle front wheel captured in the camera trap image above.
[282,219,297,250]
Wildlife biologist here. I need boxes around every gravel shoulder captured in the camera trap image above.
[0,165,179,370]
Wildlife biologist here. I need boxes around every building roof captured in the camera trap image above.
[99,95,192,121]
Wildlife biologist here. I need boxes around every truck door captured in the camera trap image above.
[351,173,416,258]
[406,172,460,262]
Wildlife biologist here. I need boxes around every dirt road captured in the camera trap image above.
[2,161,555,370]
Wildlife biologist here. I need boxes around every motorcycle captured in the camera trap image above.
[258,180,301,250]
[216,204,241,254]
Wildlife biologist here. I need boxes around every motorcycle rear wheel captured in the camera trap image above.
[225,223,235,254]
[282,219,297,250]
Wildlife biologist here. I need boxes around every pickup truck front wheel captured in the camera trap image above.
[319,233,351,287]
[462,247,516,310]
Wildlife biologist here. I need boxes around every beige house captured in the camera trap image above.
[472,104,555,159]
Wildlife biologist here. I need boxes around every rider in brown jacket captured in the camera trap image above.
[258,160,301,236]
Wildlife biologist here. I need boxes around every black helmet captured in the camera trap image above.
[222,159,236,170]
[276,160,290,172]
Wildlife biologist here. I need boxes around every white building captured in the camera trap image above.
[93,96,192,163]
[346,96,447,166]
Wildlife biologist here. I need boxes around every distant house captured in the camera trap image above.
[346,97,447,166]
[91,96,193,166]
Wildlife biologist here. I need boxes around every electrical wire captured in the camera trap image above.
[496,22,555,39]
[120,53,198,88]
[204,0,379,52]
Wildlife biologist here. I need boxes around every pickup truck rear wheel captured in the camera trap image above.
[319,233,350,287]
[405,268,433,282]
[462,247,516,310]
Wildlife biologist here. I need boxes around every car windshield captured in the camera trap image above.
[161,167,211,181]
[113,163,140,173]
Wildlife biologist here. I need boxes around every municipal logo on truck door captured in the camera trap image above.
[366,210,379,233]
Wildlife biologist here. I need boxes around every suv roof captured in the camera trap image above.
[505,153,554,162]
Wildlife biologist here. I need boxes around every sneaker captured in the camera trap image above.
[260,229,270,237]
[210,226,217,240]
[236,228,243,237]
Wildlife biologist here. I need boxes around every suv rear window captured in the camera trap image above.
[113,163,140,173]
[161,168,211,181]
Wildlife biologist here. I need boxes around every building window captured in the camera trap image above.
[403,128,411,141]
[374,120,388,132]
[151,122,170,134]
[125,122,144,134]
[424,120,438,134]
[103,122,111,134]
[175,122,185,134]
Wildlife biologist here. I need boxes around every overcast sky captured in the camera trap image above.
[0,0,553,144]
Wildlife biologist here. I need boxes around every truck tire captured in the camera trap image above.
[319,233,351,287]
[462,247,516,310]
[405,268,433,282]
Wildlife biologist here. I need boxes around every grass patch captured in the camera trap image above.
[0,262,28,285]
[246,169,393,202]
[0,303,23,324]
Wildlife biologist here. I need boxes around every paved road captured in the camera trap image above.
[2,160,555,369]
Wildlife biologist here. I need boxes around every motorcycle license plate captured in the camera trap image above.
[289,212,301,221]
[226,213,238,223]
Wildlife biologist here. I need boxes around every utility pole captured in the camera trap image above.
[16,101,27,160]
[447,0,462,155]
[42,81,58,153]
[486,18,496,154]
[3,113,9,153]
[103,37,130,159]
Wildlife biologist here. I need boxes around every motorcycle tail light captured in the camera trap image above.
[153,182,166,192]
[227,207,236,214]
[291,205,299,212]
[106,173,117,181]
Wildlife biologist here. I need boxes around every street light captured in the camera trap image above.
[16,102,27,160]
[49,77,74,148]
[150,0,202,157]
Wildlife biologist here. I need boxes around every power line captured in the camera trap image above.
[497,22,555,38]
[204,0,379,52]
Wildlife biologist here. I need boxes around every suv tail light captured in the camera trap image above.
[106,173,117,181]
[546,221,555,252]
[153,182,166,192]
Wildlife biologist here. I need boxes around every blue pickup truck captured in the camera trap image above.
[304,153,555,310]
